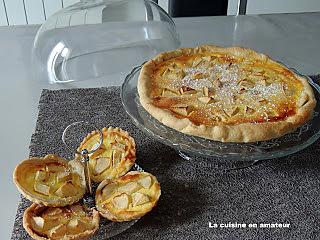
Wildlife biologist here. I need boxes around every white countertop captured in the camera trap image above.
[1,12,320,239]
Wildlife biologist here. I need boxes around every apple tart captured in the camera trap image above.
[23,203,99,240]
[13,154,86,207]
[96,171,161,222]
[138,45,316,142]
[76,127,136,183]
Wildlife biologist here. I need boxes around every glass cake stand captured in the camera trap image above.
[121,65,320,170]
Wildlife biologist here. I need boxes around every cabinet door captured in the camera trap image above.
[228,0,320,15]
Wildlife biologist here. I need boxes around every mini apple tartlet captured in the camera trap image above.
[13,154,86,207]
[76,127,136,182]
[96,171,161,222]
[23,203,99,240]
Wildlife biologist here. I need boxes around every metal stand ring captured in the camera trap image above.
[62,121,103,155]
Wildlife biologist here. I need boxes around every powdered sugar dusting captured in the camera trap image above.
[178,63,241,92]
[249,83,283,99]
[182,76,212,89]
[161,57,293,123]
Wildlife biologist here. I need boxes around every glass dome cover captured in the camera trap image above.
[32,0,180,85]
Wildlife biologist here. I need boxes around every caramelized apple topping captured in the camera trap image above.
[132,192,150,207]
[55,182,77,197]
[198,96,215,104]
[32,216,44,229]
[113,193,129,209]
[98,172,158,214]
[35,170,47,182]
[34,182,50,195]
[28,204,98,239]
[118,182,140,194]
[138,176,152,189]
[94,157,111,174]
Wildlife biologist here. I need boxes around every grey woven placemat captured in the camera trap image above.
[11,82,320,240]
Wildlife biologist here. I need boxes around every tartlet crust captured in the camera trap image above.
[138,44,316,142]
[23,203,100,240]
[75,127,136,183]
[96,171,161,222]
[13,154,86,207]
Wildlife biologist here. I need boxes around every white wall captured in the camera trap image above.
[158,0,168,12]
[0,0,77,26]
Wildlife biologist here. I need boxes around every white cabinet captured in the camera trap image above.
[228,0,320,15]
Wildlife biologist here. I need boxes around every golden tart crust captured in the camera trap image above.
[96,171,161,222]
[76,127,136,183]
[138,45,316,142]
[23,203,100,240]
[13,154,86,207]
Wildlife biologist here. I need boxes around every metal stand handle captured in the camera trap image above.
[80,149,93,194]
[62,121,103,195]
